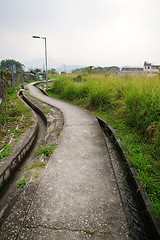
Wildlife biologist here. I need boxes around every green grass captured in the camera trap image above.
[0,144,12,161]
[47,73,160,217]
[10,128,21,138]
[0,85,32,159]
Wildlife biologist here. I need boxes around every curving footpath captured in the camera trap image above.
[11,83,150,239]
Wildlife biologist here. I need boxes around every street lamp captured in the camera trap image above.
[32,35,48,89]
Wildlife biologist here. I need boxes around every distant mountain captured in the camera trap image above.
[23,58,84,73]
[56,64,85,73]
[23,58,60,71]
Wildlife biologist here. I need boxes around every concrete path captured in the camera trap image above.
[20,83,129,239]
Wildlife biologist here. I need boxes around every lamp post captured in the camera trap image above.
[32,36,48,89]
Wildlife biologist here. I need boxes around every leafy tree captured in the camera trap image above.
[48,68,56,74]
[0,59,25,73]
[104,66,120,73]
[34,68,42,73]
[86,66,94,74]
[72,66,120,74]
[29,68,42,75]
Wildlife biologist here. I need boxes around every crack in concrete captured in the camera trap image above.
[22,224,117,237]
[65,123,97,127]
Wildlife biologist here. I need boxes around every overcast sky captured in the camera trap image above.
[1,0,160,69]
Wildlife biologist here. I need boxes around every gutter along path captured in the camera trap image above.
[0,83,150,239]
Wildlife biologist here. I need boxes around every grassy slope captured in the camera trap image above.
[47,73,160,217]
[0,86,32,160]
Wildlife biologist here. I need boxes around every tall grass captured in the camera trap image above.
[49,74,160,136]
[48,73,160,217]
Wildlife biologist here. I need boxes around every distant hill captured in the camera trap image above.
[56,64,85,73]
[23,58,60,71]
[23,58,84,73]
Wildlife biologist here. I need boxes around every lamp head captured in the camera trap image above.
[32,36,40,39]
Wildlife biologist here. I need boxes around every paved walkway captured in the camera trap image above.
[14,83,129,239]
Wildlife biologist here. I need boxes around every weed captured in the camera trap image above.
[37,98,43,102]
[88,230,95,235]
[24,161,47,171]
[42,109,49,114]
[17,178,27,188]
[56,130,61,138]
[32,170,38,180]
[35,144,56,157]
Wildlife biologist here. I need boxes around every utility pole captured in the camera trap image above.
[11,65,16,89]
[32,36,48,89]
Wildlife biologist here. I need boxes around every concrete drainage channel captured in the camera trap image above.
[0,92,40,192]
[97,117,160,240]
[0,90,47,214]
[0,87,63,225]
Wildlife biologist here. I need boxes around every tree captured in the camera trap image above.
[29,68,42,73]
[86,66,94,74]
[104,66,120,73]
[0,59,25,73]
[72,66,120,74]
[48,68,56,74]
[35,68,42,73]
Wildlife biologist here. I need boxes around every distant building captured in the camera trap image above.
[143,61,160,75]
[120,67,143,75]
[120,62,160,75]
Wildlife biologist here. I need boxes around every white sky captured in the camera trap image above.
[1,0,160,68]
